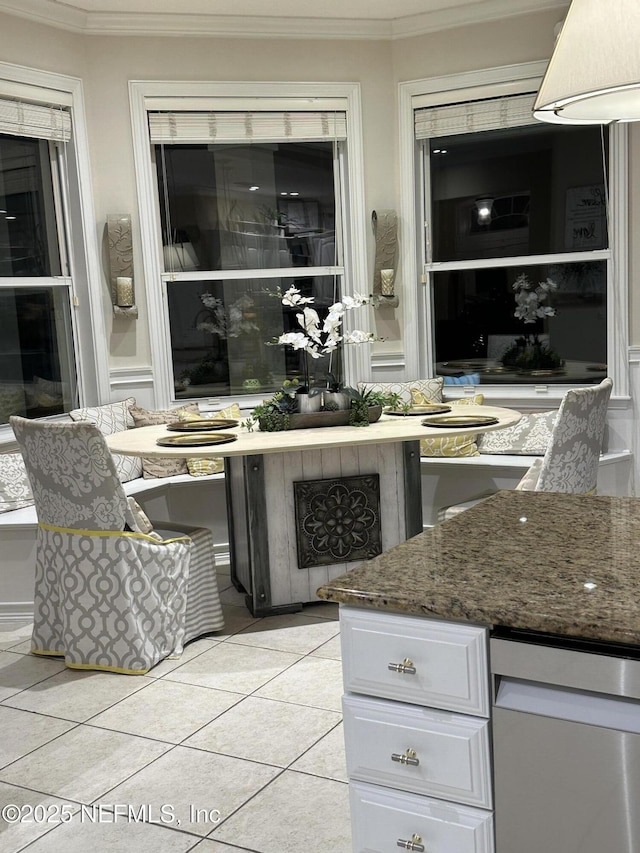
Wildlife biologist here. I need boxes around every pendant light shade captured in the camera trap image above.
[534,0,640,124]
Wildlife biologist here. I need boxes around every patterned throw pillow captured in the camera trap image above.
[129,403,200,479]
[419,394,485,458]
[69,397,142,482]
[0,385,26,423]
[358,378,444,405]
[0,452,34,513]
[185,403,242,477]
[477,410,558,455]
[126,497,155,534]
[515,458,544,491]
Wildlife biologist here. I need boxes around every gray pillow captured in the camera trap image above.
[129,404,199,479]
[477,410,558,455]
[0,452,33,513]
[70,398,142,482]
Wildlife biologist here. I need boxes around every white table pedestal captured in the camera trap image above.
[226,440,422,616]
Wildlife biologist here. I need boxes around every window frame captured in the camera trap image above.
[129,81,370,409]
[399,61,629,402]
[0,62,108,442]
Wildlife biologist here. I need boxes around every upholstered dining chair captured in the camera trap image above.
[439,377,614,521]
[10,416,224,674]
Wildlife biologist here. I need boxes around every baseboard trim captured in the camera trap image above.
[0,603,33,622]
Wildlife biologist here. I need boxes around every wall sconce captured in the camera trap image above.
[475,197,494,225]
[107,214,137,318]
[372,210,399,307]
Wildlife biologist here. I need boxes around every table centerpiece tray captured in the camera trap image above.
[258,405,382,431]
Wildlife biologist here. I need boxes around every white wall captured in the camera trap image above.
[0,6,638,382]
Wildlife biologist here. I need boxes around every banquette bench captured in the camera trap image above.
[0,389,633,620]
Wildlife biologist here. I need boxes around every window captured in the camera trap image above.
[0,102,78,424]
[420,92,611,387]
[130,82,367,408]
[154,131,342,399]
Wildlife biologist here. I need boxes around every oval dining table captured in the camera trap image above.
[107,404,521,616]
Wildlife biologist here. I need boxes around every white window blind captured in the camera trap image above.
[415,93,536,139]
[0,98,71,142]
[148,111,347,144]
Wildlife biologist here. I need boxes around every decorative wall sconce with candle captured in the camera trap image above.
[371,210,399,307]
[107,213,137,318]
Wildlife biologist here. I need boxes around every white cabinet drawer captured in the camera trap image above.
[340,606,489,716]
[343,694,492,809]
[350,780,494,853]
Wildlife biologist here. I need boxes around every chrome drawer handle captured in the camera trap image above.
[397,833,425,851]
[388,657,416,674]
[391,748,419,766]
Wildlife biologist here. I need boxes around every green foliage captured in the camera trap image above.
[343,386,397,408]
[342,386,388,427]
[502,337,564,371]
[251,379,301,431]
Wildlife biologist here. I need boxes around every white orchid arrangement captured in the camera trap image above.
[275,285,374,390]
[513,273,557,324]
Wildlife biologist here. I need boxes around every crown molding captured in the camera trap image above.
[0,0,569,40]
[390,0,568,40]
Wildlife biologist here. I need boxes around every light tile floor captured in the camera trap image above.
[0,567,351,853]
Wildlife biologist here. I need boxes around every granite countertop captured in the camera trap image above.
[316,491,640,646]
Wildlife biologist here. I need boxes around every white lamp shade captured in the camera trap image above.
[163,242,199,272]
[534,0,640,124]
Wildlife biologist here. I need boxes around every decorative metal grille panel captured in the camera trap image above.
[293,474,382,569]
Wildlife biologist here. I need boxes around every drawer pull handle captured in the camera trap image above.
[388,658,416,674]
[397,833,425,851]
[392,748,419,766]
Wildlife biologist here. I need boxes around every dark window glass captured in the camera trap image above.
[433,261,607,384]
[430,124,608,262]
[0,134,61,277]
[169,275,339,399]
[0,286,76,421]
[156,142,336,272]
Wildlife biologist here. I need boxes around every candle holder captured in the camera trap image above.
[380,269,395,296]
[116,276,134,307]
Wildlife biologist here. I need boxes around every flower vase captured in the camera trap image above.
[297,391,322,414]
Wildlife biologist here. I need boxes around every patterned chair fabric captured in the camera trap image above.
[10,416,224,674]
[438,378,613,521]
[535,377,613,494]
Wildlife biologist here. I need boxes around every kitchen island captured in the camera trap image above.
[317,491,640,853]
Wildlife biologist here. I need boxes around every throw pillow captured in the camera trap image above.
[185,403,242,477]
[420,394,485,458]
[443,373,481,386]
[0,385,25,422]
[476,410,558,456]
[126,497,155,534]
[130,403,200,479]
[358,378,444,406]
[0,452,33,513]
[515,458,544,491]
[69,397,142,482]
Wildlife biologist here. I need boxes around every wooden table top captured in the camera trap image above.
[106,405,522,459]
